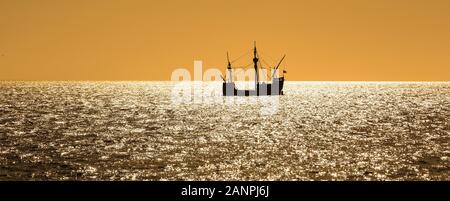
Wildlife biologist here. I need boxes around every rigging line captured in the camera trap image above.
[258,60,265,69]
[244,62,253,68]
[256,55,270,69]
[258,50,277,65]
[232,62,253,69]
[257,51,275,69]
[260,57,272,68]
[258,60,270,81]
[256,52,265,67]
[230,48,252,64]
[256,52,270,69]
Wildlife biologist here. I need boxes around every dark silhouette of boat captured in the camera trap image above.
[222,42,286,96]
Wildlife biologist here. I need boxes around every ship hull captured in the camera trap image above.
[222,77,284,96]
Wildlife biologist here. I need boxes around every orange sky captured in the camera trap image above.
[1,0,449,81]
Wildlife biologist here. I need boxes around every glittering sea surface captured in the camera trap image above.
[0,81,449,181]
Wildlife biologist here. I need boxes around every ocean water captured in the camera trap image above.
[0,81,449,180]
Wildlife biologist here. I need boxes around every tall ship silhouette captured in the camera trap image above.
[222,42,286,96]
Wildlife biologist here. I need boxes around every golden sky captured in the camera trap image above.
[1,0,449,81]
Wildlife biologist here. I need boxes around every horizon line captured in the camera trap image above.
[1,80,449,82]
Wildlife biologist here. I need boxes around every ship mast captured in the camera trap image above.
[253,41,259,95]
[226,52,232,82]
